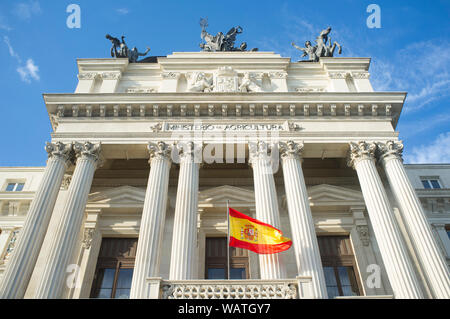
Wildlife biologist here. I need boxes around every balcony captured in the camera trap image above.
[146,277,394,299]
[147,277,311,299]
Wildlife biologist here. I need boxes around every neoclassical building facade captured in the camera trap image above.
[0,52,449,299]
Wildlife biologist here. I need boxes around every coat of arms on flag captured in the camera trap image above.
[228,207,292,254]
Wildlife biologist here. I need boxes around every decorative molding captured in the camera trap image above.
[60,174,72,190]
[352,72,370,79]
[295,87,325,93]
[268,72,288,79]
[288,122,301,132]
[356,225,370,246]
[126,87,157,93]
[150,122,163,132]
[162,72,179,79]
[82,228,95,249]
[328,72,348,79]
[101,72,121,80]
[1,229,20,263]
[77,73,98,80]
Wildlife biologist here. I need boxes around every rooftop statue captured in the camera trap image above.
[292,27,342,62]
[105,34,150,63]
[199,18,258,52]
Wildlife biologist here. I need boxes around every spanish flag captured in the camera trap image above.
[228,208,292,254]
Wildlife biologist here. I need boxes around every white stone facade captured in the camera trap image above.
[0,52,449,299]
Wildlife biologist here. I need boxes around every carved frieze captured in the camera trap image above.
[126,87,157,93]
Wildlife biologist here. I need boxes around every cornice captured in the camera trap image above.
[43,91,407,104]
[0,167,45,172]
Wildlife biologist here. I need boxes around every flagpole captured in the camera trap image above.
[227,200,230,280]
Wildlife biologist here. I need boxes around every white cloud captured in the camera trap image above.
[13,1,42,20]
[116,8,129,15]
[17,58,40,83]
[3,36,21,62]
[404,132,450,164]
[3,36,39,83]
[0,14,12,31]
[371,40,450,113]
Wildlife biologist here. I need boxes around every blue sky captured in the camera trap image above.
[0,0,449,166]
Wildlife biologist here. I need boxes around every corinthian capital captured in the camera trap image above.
[249,141,279,163]
[45,142,73,163]
[279,141,304,161]
[347,141,377,169]
[148,141,172,162]
[377,141,404,163]
[74,142,103,165]
[176,141,202,163]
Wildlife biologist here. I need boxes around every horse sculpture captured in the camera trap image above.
[292,26,342,62]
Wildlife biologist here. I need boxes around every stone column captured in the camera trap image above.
[130,142,172,298]
[33,142,102,299]
[0,142,72,299]
[348,141,423,299]
[249,141,286,279]
[378,141,450,299]
[169,142,200,280]
[279,141,328,298]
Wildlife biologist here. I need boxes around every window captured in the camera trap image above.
[421,178,442,189]
[317,235,363,298]
[205,237,249,279]
[90,238,138,299]
[5,183,25,192]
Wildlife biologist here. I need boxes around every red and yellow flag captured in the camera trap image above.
[228,208,292,254]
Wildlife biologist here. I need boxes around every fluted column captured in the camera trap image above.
[169,142,200,280]
[249,141,286,279]
[0,142,72,299]
[279,141,328,298]
[348,141,423,298]
[130,142,172,298]
[33,142,102,299]
[378,141,450,298]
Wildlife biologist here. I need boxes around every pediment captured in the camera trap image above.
[88,186,146,205]
[307,184,364,206]
[199,185,254,207]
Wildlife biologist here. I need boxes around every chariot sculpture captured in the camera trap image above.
[292,27,342,62]
[199,18,258,52]
[106,34,150,63]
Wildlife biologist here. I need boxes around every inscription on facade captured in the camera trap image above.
[163,123,290,131]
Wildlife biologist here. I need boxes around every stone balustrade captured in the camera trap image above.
[144,277,313,299]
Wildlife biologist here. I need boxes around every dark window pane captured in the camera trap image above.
[338,266,358,296]
[116,269,133,289]
[96,289,113,299]
[208,268,226,279]
[5,183,15,192]
[446,230,450,240]
[99,268,116,289]
[323,267,339,298]
[430,180,441,189]
[230,268,246,279]
[421,180,431,189]
[15,183,24,191]
[115,289,131,299]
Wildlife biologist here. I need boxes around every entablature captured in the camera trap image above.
[44,91,404,131]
